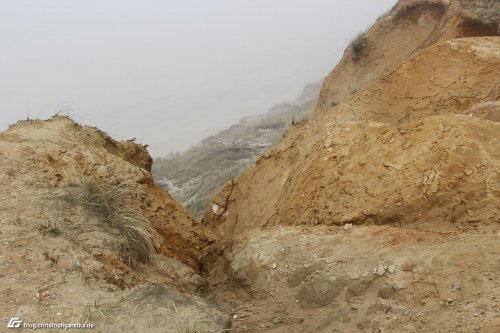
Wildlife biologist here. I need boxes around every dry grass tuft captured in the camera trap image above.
[65,176,161,263]
[351,32,368,61]
[33,218,61,236]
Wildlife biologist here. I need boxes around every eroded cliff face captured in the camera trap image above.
[200,1,500,332]
[1,116,215,268]
[204,37,499,242]
[0,116,227,332]
[1,1,498,332]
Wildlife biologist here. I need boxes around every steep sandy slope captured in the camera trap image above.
[0,117,227,332]
[317,0,499,111]
[200,1,500,332]
[0,116,215,268]
[204,37,500,240]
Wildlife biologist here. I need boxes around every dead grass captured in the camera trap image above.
[33,218,61,236]
[291,114,309,126]
[64,176,160,263]
[350,32,368,61]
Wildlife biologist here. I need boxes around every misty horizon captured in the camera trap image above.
[0,0,397,157]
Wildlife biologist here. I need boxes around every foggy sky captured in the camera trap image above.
[0,0,397,157]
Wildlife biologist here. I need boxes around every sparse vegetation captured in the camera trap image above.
[291,114,309,126]
[33,217,61,236]
[350,32,368,61]
[65,177,160,263]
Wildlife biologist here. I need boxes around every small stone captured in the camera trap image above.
[272,263,277,269]
[401,262,415,272]
[272,318,280,325]
[464,169,474,176]
[379,285,396,299]
[362,272,369,277]
[446,298,453,304]
[453,282,462,291]
[232,314,238,320]
[56,312,62,316]
[343,223,353,231]
[388,265,396,274]
[376,265,385,276]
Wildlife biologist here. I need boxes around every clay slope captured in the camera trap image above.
[0,117,227,332]
[204,37,500,240]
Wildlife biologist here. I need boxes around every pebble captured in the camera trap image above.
[453,282,462,291]
[401,262,415,272]
[388,265,396,274]
[376,265,385,276]
[232,314,238,320]
[272,263,277,269]
[343,223,353,231]
[272,318,281,325]
[56,312,62,316]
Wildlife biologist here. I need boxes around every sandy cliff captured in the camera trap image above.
[0,0,498,332]
[0,117,227,332]
[201,1,500,332]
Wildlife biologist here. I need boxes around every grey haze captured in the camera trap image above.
[0,0,397,156]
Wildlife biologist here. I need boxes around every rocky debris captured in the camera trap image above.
[206,224,500,332]
[376,265,386,276]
